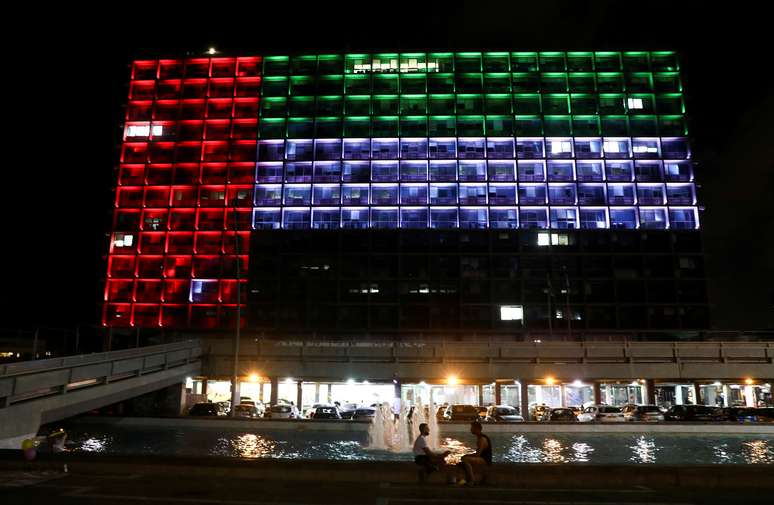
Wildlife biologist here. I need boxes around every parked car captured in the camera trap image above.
[664,404,724,422]
[216,401,231,415]
[577,405,625,423]
[238,399,265,417]
[233,403,260,419]
[485,405,524,422]
[266,404,299,419]
[546,408,577,422]
[476,406,489,420]
[188,402,226,417]
[723,407,771,423]
[756,407,774,422]
[305,403,327,418]
[622,404,665,422]
[338,403,359,420]
[352,406,376,420]
[310,405,341,419]
[444,404,480,422]
[530,404,551,421]
[436,406,447,420]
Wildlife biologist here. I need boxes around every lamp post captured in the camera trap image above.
[230,194,242,416]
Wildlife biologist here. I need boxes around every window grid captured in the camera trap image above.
[109,52,698,327]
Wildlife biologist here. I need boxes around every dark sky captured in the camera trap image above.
[7,2,773,331]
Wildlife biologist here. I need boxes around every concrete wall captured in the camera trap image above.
[202,338,774,382]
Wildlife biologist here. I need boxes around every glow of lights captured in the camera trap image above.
[419,381,427,387]
[545,376,556,385]
[447,375,459,386]
[248,374,259,383]
[285,378,295,384]
[208,47,217,55]
[571,380,583,388]
[347,378,355,385]
[713,381,722,387]
[630,381,639,386]
[363,380,369,385]
[745,378,754,385]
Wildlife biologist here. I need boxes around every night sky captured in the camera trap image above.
[7,2,772,331]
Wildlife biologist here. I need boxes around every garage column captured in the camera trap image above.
[270,377,279,405]
[519,380,529,420]
[693,382,702,405]
[645,379,656,405]
[494,382,502,405]
[592,381,602,404]
[296,380,303,410]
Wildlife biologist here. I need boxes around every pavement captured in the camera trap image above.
[2,469,772,505]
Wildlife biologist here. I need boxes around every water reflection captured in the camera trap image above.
[542,438,567,463]
[629,436,658,463]
[742,440,774,464]
[503,435,542,463]
[235,433,276,458]
[571,442,593,462]
[64,427,774,465]
[712,442,731,464]
[439,437,471,465]
[80,436,108,452]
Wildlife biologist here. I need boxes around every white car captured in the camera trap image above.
[577,405,625,422]
[267,404,299,419]
[485,405,525,422]
[239,399,265,417]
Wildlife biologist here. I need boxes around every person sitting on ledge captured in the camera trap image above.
[413,422,450,482]
[458,421,492,486]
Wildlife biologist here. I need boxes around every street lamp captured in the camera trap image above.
[230,196,243,416]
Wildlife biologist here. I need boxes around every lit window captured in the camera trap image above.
[633,145,658,154]
[627,98,644,109]
[151,125,163,136]
[126,124,150,137]
[603,141,620,153]
[113,233,134,248]
[500,305,524,321]
[537,232,569,246]
[550,140,573,154]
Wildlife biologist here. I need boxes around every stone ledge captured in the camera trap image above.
[0,451,771,490]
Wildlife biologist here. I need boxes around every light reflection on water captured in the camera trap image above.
[64,428,774,465]
[629,436,658,464]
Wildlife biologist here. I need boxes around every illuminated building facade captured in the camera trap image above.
[105,51,707,333]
